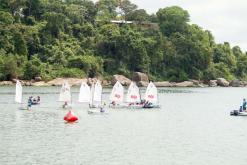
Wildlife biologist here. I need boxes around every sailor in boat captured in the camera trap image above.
[242,99,246,111]
[239,106,243,112]
[27,97,32,110]
[110,101,116,107]
[31,96,41,105]
[63,101,68,108]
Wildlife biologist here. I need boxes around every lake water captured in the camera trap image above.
[0,86,247,165]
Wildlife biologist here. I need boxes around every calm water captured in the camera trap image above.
[0,86,247,165]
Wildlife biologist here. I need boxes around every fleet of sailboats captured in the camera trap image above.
[15,79,160,112]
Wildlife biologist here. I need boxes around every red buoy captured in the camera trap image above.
[64,110,78,122]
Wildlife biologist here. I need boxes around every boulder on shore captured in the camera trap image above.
[154,81,174,87]
[209,80,217,87]
[175,81,194,87]
[137,81,149,87]
[229,80,242,87]
[35,76,42,82]
[47,78,85,86]
[216,78,229,87]
[87,78,99,86]
[111,75,131,86]
[32,81,50,87]
[132,72,149,83]
[102,80,111,86]
[0,81,13,86]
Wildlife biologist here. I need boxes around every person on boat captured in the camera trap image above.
[63,101,68,108]
[27,97,32,110]
[110,101,116,107]
[100,107,105,113]
[239,106,243,112]
[242,99,246,111]
[32,98,37,104]
[37,96,40,103]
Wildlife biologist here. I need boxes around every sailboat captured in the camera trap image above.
[88,81,108,114]
[125,82,142,108]
[143,82,160,108]
[109,81,124,108]
[78,81,91,103]
[89,81,102,108]
[15,80,26,110]
[59,81,72,109]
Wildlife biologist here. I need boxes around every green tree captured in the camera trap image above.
[157,6,189,36]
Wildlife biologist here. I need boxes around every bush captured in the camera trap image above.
[58,68,85,78]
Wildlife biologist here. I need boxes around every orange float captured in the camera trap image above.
[64,110,78,122]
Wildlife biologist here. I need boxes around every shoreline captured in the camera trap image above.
[0,77,246,88]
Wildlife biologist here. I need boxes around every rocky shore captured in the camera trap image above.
[0,72,246,87]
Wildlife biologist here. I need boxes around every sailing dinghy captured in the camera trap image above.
[88,81,108,114]
[59,81,72,109]
[78,81,91,103]
[15,80,27,110]
[109,81,124,108]
[125,82,142,108]
[143,82,160,108]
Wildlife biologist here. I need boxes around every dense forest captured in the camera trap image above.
[0,0,247,82]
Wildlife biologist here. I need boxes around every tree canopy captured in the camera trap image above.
[0,0,246,81]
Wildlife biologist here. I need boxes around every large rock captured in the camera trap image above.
[209,80,217,87]
[32,81,50,87]
[35,76,42,82]
[154,81,174,87]
[132,72,149,83]
[0,81,13,85]
[229,80,242,87]
[175,81,194,87]
[189,79,200,86]
[137,81,149,87]
[241,81,247,86]
[47,78,85,86]
[216,78,229,87]
[102,80,111,86]
[111,75,131,86]
[87,78,100,86]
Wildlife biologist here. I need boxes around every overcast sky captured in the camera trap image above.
[130,0,247,52]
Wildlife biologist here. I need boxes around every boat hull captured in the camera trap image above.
[230,110,247,116]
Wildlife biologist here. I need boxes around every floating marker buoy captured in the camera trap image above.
[64,110,78,122]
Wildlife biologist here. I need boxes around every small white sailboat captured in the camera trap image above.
[125,82,142,108]
[15,80,22,104]
[89,81,102,108]
[88,81,108,114]
[78,81,91,103]
[143,82,160,108]
[109,81,124,108]
[126,82,141,103]
[15,80,26,110]
[59,81,72,108]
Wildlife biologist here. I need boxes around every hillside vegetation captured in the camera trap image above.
[0,0,246,81]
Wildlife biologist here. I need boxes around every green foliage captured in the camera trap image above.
[157,6,189,36]
[0,0,246,82]
[126,9,149,22]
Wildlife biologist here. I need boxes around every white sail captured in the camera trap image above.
[15,80,22,103]
[59,81,71,102]
[93,81,102,103]
[144,82,158,104]
[78,82,91,103]
[90,83,95,105]
[126,82,141,103]
[110,81,124,103]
